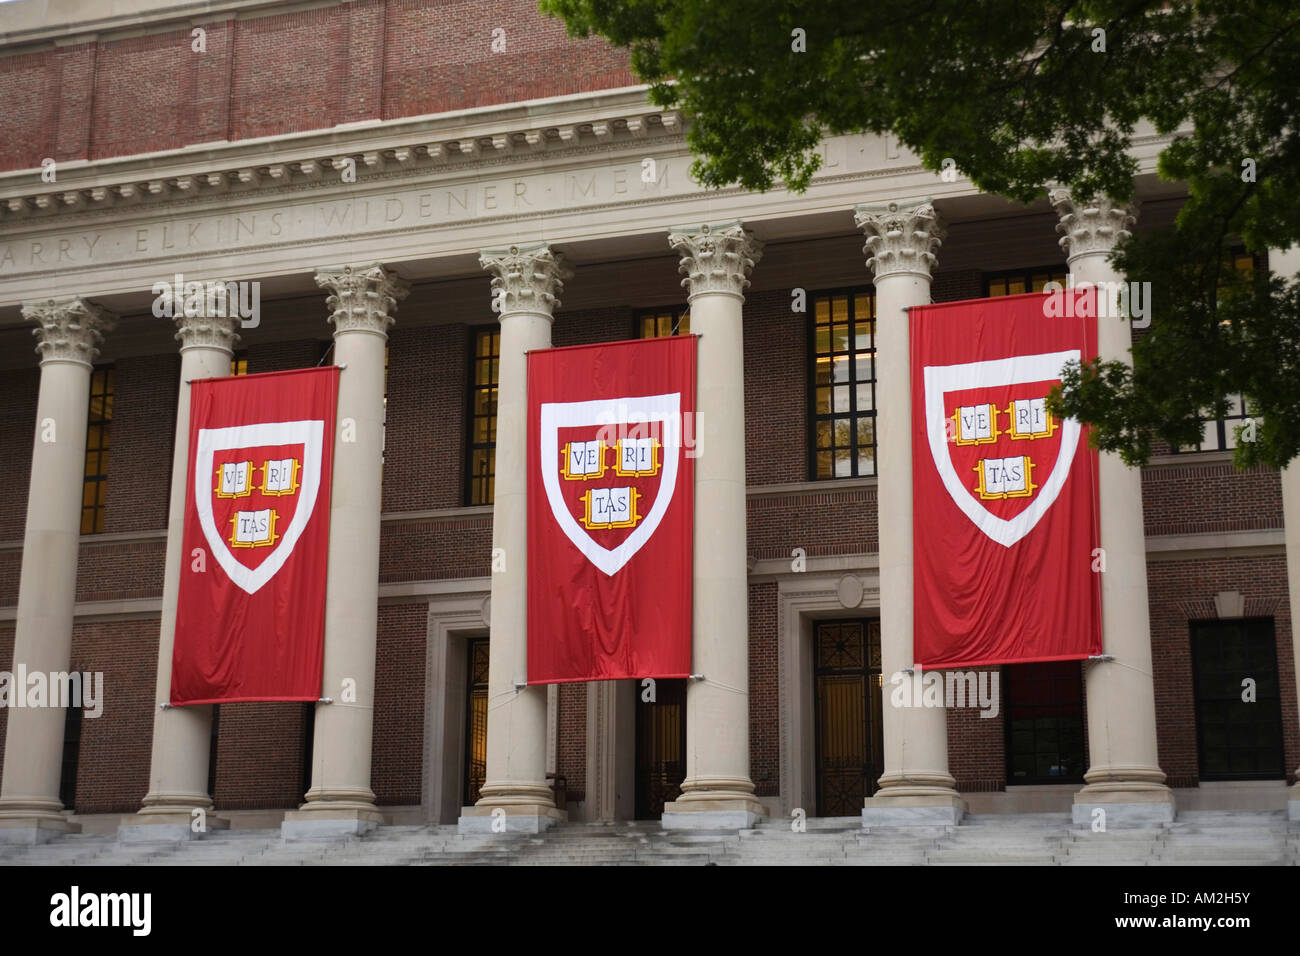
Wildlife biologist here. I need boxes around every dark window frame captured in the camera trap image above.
[634,307,690,339]
[59,703,82,810]
[463,636,490,806]
[1003,660,1087,786]
[1189,617,1286,781]
[81,364,114,535]
[982,265,1069,298]
[464,327,500,506]
[807,287,878,481]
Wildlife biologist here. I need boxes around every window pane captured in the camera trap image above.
[832,324,849,352]
[814,327,830,355]
[855,354,874,383]
[834,448,851,477]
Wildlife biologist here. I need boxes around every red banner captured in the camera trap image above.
[910,290,1102,668]
[527,336,695,683]
[171,366,339,705]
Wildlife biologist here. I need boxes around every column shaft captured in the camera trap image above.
[285,263,407,838]
[0,298,112,844]
[135,315,239,836]
[1051,191,1173,824]
[460,243,569,833]
[1268,244,1300,821]
[855,200,963,826]
[662,221,763,829]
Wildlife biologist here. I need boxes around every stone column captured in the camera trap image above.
[126,309,240,843]
[459,242,570,834]
[855,200,964,826]
[1051,190,1175,825]
[1268,244,1300,822]
[661,220,765,829]
[0,298,114,844]
[282,263,408,840]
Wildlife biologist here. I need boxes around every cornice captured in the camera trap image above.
[0,1,348,49]
[0,88,681,226]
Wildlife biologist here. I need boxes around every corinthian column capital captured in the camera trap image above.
[315,263,409,337]
[667,220,762,300]
[478,241,571,319]
[175,312,240,354]
[23,297,116,368]
[853,198,944,281]
[1049,189,1138,262]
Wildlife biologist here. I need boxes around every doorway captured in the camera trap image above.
[813,619,883,816]
[462,637,490,806]
[634,678,687,819]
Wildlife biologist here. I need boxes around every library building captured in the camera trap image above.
[0,0,1296,848]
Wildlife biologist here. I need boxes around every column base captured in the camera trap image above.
[119,810,230,843]
[861,792,965,827]
[1072,783,1176,827]
[458,804,567,834]
[281,806,385,841]
[661,803,763,831]
[0,813,80,844]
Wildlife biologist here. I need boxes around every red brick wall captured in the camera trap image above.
[947,668,1007,792]
[373,603,427,805]
[0,1,635,172]
[0,367,37,541]
[748,582,778,797]
[748,485,876,560]
[74,538,167,603]
[1143,462,1284,537]
[68,619,158,814]
[932,269,984,305]
[744,289,808,486]
[557,682,585,802]
[104,354,178,535]
[247,339,325,374]
[552,306,633,349]
[383,323,468,512]
[215,701,309,811]
[0,623,12,794]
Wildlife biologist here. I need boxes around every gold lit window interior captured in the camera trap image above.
[638,310,690,338]
[811,291,876,479]
[468,329,499,505]
[82,366,113,534]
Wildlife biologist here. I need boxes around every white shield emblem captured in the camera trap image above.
[539,392,681,576]
[194,419,325,594]
[923,349,1080,548]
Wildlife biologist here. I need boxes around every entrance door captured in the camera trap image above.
[814,620,883,816]
[462,637,490,806]
[635,678,687,819]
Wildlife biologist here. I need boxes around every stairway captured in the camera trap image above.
[1,811,1295,866]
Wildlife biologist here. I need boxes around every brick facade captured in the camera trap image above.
[0,0,635,173]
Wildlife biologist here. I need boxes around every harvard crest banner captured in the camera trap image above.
[911,290,1102,668]
[171,366,339,705]
[527,335,696,683]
